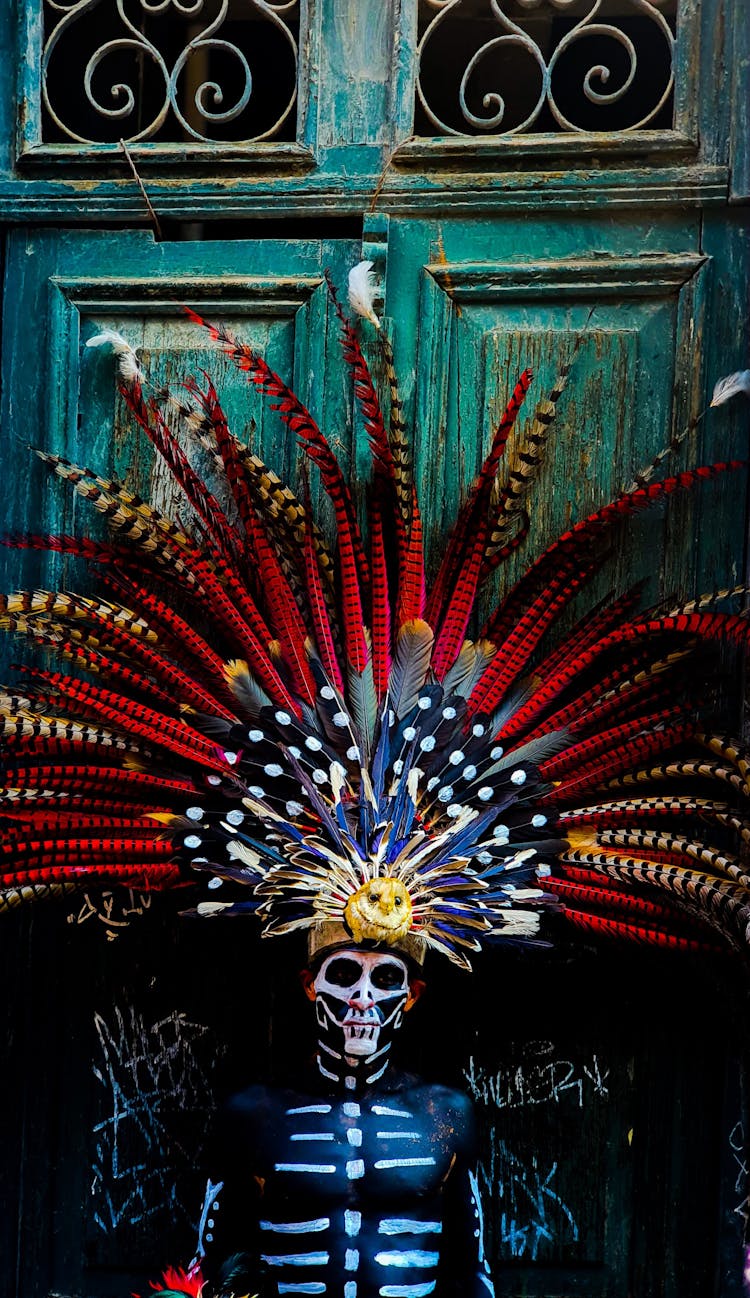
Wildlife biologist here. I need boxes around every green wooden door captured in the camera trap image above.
[0,1,748,1296]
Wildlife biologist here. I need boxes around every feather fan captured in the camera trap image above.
[0,276,747,968]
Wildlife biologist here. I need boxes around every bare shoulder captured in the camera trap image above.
[399,1079,476,1144]
[222,1082,280,1128]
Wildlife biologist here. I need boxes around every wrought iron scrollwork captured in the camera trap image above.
[417,0,676,136]
[42,0,299,145]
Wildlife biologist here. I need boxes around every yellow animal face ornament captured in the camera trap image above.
[344,877,414,944]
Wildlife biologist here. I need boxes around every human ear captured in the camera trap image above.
[404,978,426,1012]
[299,968,317,1002]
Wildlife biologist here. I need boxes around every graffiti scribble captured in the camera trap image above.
[90,1004,217,1237]
[479,1143,580,1261]
[68,887,152,940]
[464,1047,610,1111]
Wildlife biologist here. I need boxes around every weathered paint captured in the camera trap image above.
[0,0,742,221]
[0,2,749,1297]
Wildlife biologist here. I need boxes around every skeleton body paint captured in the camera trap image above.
[204,947,494,1298]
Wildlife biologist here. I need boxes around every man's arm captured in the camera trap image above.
[199,1090,267,1297]
[437,1093,496,1297]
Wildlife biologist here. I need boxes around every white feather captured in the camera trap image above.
[86,329,143,384]
[347,260,381,329]
[710,370,750,407]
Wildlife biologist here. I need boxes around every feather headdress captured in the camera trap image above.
[0,264,748,968]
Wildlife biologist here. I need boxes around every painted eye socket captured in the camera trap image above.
[371,964,405,991]
[394,897,403,906]
[325,958,363,987]
[368,893,379,903]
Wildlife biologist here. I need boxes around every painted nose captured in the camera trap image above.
[348,977,374,1010]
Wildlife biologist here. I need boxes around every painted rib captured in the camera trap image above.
[261,1251,329,1267]
[375,1131,420,1140]
[378,1220,442,1236]
[375,1250,440,1268]
[278,1285,327,1295]
[378,1284,437,1298]
[260,1218,330,1234]
[374,1157,436,1170]
[286,1104,332,1115]
[274,1163,336,1174]
[290,1132,335,1141]
[372,1105,412,1118]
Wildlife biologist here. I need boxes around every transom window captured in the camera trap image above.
[415,0,677,137]
[41,0,300,145]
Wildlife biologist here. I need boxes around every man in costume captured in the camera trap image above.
[207,929,495,1298]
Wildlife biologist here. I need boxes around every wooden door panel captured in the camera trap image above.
[0,230,360,641]
[411,248,742,635]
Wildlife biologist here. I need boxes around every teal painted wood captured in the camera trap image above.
[381,214,748,649]
[0,0,745,220]
[5,220,743,660]
[0,229,360,668]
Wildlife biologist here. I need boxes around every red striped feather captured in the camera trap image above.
[558,908,719,952]
[488,460,744,645]
[0,863,181,888]
[249,372,369,667]
[324,273,399,493]
[103,569,230,688]
[121,383,241,568]
[397,486,426,624]
[426,370,532,626]
[0,836,174,865]
[1,764,196,796]
[546,878,704,927]
[301,475,344,690]
[0,813,165,831]
[185,310,370,588]
[469,559,599,718]
[241,501,316,704]
[497,611,748,745]
[185,373,257,536]
[369,501,391,697]
[540,703,689,780]
[58,641,181,712]
[518,649,647,745]
[1,533,117,564]
[22,672,225,766]
[544,721,695,803]
[527,585,645,694]
[432,528,486,681]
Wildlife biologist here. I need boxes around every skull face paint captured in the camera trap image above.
[313,949,410,1062]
